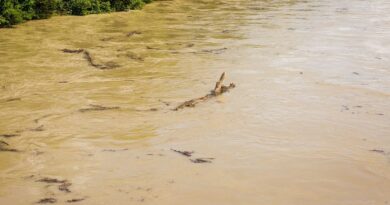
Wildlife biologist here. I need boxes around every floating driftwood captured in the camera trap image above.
[172,47,227,55]
[102,148,128,152]
[0,140,9,146]
[135,108,159,112]
[174,72,235,111]
[190,158,214,163]
[159,99,171,106]
[0,140,19,152]
[370,149,386,154]
[127,31,142,37]
[61,49,84,54]
[37,177,72,193]
[171,148,214,163]
[37,177,67,184]
[186,47,227,55]
[200,47,227,54]
[61,49,119,70]
[79,104,120,113]
[146,46,161,50]
[3,97,21,102]
[171,149,194,157]
[83,50,119,70]
[67,198,86,203]
[37,198,57,204]
[0,133,20,138]
[58,181,72,193]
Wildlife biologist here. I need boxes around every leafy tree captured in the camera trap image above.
[0,0,152,27]
[34,0,56,18]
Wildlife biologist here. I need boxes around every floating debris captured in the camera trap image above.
[30,125,45,132]
[34,114,55,124]
[341,105,349,111]
[190,158,214,163]
[62,48,120,70]
[135,108,159,112]
[37,177,67,184]
[146,46,160,50]
[174,72,235,111]
[370,149,386,154]
[186,43,195,47]
[0,147,19,152]
[0,141,19,152]
[171,149,194,157]
[4,97,21,102]
[0,134,20,138]
[66,198,85,203]
[61,49,84,53]
[83,50,120,70]
[194,47,227,54]
[102,148,129,152]
[37,198,57,204]
[101,37,115,41]
[37,177,72,193]
[58,182,72,193]
[159,99,171,106]
[79,104,120,113]
[0,140,9,146]
[126,31,142,37]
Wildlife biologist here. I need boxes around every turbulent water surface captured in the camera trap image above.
[1,0,390,204]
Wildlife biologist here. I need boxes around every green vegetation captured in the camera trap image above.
[0,0,152,27]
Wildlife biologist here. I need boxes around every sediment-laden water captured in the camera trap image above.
[1,0,390,204]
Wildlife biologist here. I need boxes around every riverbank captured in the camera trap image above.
[0,0,152,27]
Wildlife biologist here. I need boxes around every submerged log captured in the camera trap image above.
[174,72,235,111]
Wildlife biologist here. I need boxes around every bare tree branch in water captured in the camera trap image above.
[174,72,235,111]
[61,49,119,70]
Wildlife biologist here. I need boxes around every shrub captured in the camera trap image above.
[34,0,56,19]
[130,0,145,10]
[99,0,110,12]
[69,0,91,15]
[19,0,35,20]
[2,7,24,26]
[0,0,152,27]
[109,0,145,11]
[0,15,7,24]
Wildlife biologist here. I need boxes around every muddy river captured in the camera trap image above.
[1,0,390,204]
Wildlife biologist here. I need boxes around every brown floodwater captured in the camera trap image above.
[1,0,390,204]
